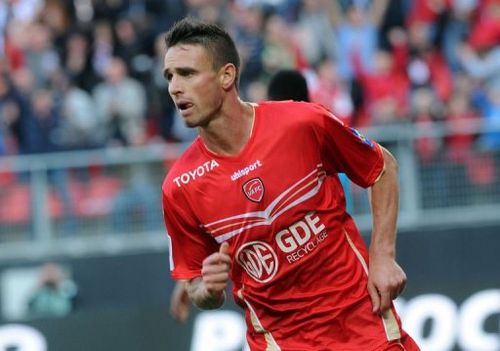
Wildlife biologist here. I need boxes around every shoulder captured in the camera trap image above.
[257,101,334,132]
[162,139,215,196]
[258,100,322,112]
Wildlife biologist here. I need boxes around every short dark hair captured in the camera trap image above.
[267,69,310,102]
[165,17,240,87]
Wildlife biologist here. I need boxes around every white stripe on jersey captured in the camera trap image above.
[203,165,325,243]
[242,296,281,350]
[344,230,402,341]
[205,166,322,226]
[166,232,174,271]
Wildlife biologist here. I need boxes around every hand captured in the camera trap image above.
[201,242,231,299]
[170,281,190,323]
[367,252,407,314]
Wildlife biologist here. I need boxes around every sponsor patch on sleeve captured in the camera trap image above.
[350,128,374,148]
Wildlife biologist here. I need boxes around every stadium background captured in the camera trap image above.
[0,0,499,350]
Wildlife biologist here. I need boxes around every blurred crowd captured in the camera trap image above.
[0,0,500,193]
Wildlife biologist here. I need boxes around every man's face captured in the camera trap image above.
[163,44,224,128]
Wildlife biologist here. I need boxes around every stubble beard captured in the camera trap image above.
[184,107,218,129]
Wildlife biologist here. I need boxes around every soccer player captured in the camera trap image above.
[170,69,314,323]
[170,69,312,323]
[162,17,419,350]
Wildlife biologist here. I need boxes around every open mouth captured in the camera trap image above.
[177,102,193,114]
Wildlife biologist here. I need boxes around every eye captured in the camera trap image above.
[166,73,173,82]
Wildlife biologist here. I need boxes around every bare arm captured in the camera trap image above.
[185,242,231,310]
[367,146,407,313]
[170,281,191,322]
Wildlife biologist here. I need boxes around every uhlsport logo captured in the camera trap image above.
[236,241,278,283]
[242,177,264,203]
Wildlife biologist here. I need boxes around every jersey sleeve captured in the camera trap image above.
[162,188,219,281]
[311,104,384,188]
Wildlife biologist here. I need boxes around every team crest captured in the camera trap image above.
[243,177,265,203]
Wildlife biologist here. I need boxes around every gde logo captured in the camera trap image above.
[275,213,328,263]
[236,241,278,283]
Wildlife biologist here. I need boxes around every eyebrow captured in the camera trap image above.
[163,67,198,80]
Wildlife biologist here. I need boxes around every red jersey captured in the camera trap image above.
[163,101,412,350]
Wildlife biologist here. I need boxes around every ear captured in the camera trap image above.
[219,63,237,90]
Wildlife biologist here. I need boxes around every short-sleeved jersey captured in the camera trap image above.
[163,101,407,350]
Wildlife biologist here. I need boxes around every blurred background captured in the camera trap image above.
[0,0,499,350]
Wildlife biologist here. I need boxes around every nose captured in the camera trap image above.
[168,75,182,96]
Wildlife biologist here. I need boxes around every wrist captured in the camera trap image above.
[187,278,225,310]
[198,288,225,309]
[369,243,396,258]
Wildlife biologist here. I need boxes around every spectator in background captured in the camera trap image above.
[26,88,76,231]
[261,14,308,78]
[466,0,500,53]
[2,16,28,73]
[6,68,38,156]
[405,21,453,103]
[0,73,29,154]
[91,0,128,24]
[91,21,115,79]
[445,88,479,164]
[458,42,500,97]
[0,0,44,28]
[331,1,389,81]
[309,59,353,125]
[113,16,146,81]
[295,0,337,68]
[232,5,265,94]
[93,57,147,147]
[445,88,495,202]
[62,31,99,93]
[27,262,78,319]
[26,89,62,154]
[143,0,188,36]
[23,23,60,89]
[267,69,309,102]
[411,87,444,164]
[352,41,409,127]
[440,0,476,72]
[411,87,448,207]
[50,70,104,151]
[38,0,74,57]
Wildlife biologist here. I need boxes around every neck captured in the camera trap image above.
[199,97,254,156]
